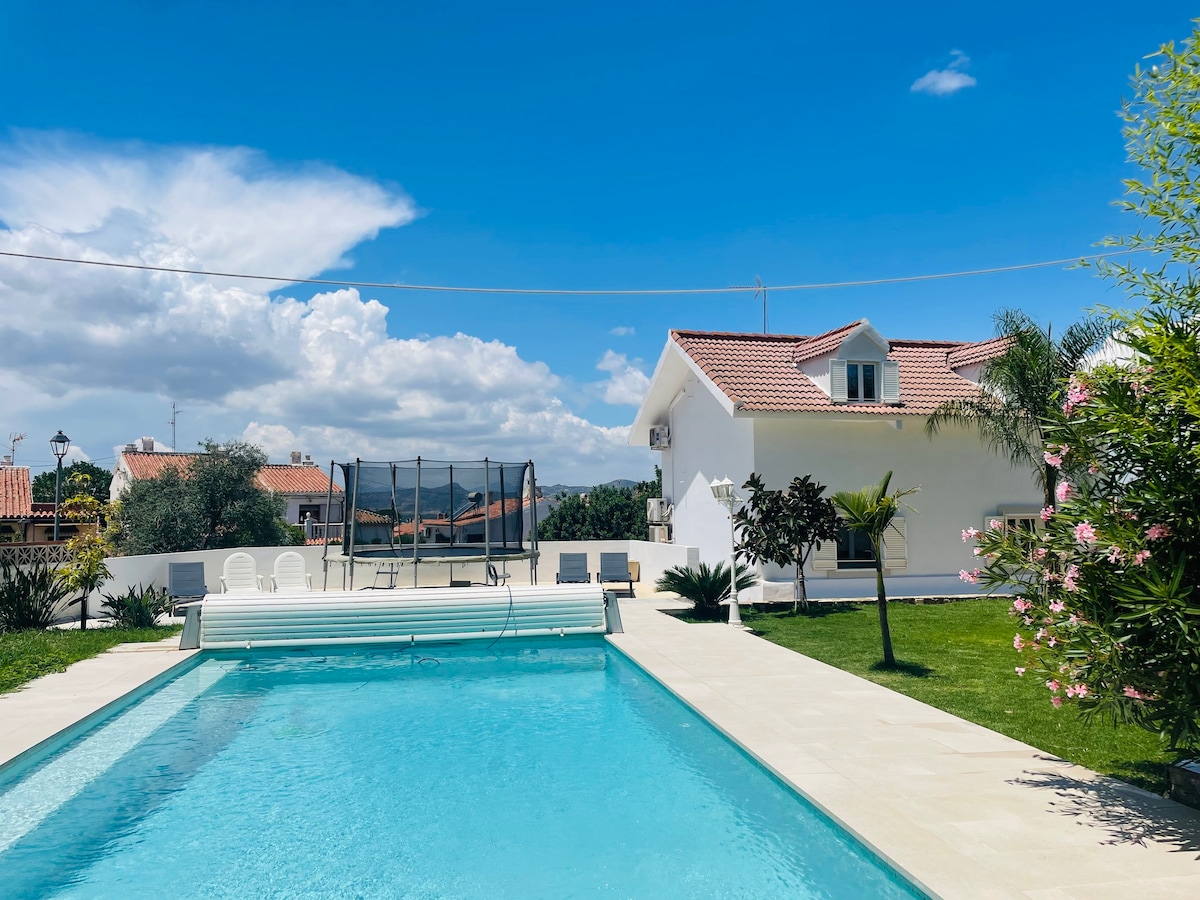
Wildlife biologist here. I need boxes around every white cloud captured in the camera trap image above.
[910,50,977,96]
[0,135,653,483]
[609,325,635,336]
[596,350,651,406]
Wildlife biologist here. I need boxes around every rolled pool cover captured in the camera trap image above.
[198,583,610,649]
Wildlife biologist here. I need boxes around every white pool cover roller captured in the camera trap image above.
[198,583,608,649]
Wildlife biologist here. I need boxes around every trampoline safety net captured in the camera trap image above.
[335,458,536,565]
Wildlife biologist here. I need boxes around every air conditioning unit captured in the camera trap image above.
[648,524,671,543]
[646,498,672,523]
[649,425,671,450]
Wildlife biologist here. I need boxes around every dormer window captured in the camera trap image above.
[846,362,877,401]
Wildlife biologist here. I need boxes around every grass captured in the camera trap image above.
[0,626,182,695]
[741,599,1174,794]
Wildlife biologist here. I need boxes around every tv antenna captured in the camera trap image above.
[168,402,184,450]
[729,276,768,333]
[7,432,25,465]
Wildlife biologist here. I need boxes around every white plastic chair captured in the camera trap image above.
[271,551,313,592]
[220,552,264,593]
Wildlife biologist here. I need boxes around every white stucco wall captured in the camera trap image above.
[662,380,754,567]
[749,415,1041,598]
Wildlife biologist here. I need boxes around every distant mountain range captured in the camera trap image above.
[539,478,639,497]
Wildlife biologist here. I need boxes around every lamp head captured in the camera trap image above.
[50,430,71,461]
[709,476,736,504]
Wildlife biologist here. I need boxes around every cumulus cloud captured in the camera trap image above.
[910,50,977,96]
[596,350,651,406]
[609,325,635,336]
[0,135,652,482]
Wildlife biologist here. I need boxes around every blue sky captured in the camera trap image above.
[0,2,1194,482]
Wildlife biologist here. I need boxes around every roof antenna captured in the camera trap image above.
[7,432,25,465]
[168,402,184,451]
[729,276,768,333]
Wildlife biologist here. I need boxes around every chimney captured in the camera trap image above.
[124,443,137,453]
[290,451,302,465]
[1,455,10,467]
[141,436,155,452]
[303,454,315,466]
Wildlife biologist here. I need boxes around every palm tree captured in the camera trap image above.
[831,472,918,668]
[655,561,758,621]
[924,309,1112,509]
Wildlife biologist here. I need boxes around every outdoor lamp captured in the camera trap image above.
[709,476,745,628]
[50,431,70,543]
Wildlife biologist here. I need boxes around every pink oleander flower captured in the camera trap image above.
[1033,547,1048,561]
[1046,679,1061,692]
[1062,376,1091,417]
[1055,481,1073,503]
[1012,598,1032,613]
[1049,600,1065,613]
[1068,614,1079,625]
[1063,563,1081,593]
[1043,451,1063,468]
[1013,633,1025,650]
[959,568,981,584]
[1036,627,1047,641]
[1123,686,1145,700]
[1022,615,1033,625]
[1146,523,1172,540]
[1106,545,1124,564]
[1088,465,1100,475]
[1048,636,1057,647]
[1015,667,1025,676]
[1074,521,1097,545]
[1051,696,1063,708]
[1040,505,1054,521]
[1065,683,1089,699]
[1133,549,1151,566]
[989,518,1003,530]
[961,527,981,542]
[972,547,982,556]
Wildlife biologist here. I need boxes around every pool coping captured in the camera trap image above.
[4,603,1200,898]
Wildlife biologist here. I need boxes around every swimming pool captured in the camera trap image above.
[0,638,923,898]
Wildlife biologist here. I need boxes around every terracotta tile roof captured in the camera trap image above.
[0,467,32,519]
[671,326,999,415]
[453,497,522,525]
[946,334,1013,368]
[257,464,342,495]
[790,320,865,363]
[355,509,392,525]
[119,452,340,494]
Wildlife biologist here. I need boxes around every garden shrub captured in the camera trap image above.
[101,584,172,629]
[0,559,74,633]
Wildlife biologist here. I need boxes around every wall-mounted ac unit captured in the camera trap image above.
[649,425,671,450]
[646,498,673,523]
[648,524,671,543]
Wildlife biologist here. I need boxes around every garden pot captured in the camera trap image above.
[1167,759,1200,809]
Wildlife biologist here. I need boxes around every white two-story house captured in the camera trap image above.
[630,319,1041,600]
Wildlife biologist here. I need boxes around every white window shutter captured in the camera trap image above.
[830,359,848,403]
[813,538,838,571]
[882,360,900,404]
[882,517,907,569]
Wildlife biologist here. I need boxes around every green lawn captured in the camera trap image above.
[741,600,1173,794]
[0,626,182,695]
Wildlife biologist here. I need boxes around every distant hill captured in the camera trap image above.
[540,478,639,497]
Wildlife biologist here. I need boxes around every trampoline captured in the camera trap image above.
[322,458,539,589]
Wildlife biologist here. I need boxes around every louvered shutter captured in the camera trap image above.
[830,359,848,403]
[882,360,900,404]
[812,538,838,571]
[882,517,907,569]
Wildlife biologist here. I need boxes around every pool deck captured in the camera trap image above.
[610,597,1200,900]
[2,597,1199,898]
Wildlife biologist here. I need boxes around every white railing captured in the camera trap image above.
[0,542,73,569]
[303,522,344,541]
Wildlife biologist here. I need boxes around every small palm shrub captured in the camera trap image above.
[0,559,74,632]
[102,584,172,629]
[655,561,757,621]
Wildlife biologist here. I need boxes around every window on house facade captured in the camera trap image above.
[846,362,877,401]
[298,504,322,524]
[813,517,908,572]
[836,523,876,569]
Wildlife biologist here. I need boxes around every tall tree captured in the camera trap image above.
[114,439,290,554]
[924,309,1112,510]
[32,460,112,503]
[734,473,840,611]
[831,472,918,668]
[537,469,662,541]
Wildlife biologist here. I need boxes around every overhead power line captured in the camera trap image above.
[0,245,1173,297]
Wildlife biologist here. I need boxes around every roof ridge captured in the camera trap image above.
[672,329,811,342]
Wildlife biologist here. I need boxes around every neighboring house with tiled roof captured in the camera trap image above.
[111,440,344,532]
[0,465,92,543]
[630,320,1041,601]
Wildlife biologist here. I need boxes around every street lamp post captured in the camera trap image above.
[50,430,70,542]
[709,476,745,628]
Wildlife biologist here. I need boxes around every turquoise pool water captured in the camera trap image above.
[0,639,922,899]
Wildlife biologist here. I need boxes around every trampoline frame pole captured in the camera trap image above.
[528,460,539,585]
[322,459,335,591]
[348,457,361,590]
[413,457,422,588]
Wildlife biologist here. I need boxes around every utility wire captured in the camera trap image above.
[0,245,1174,297]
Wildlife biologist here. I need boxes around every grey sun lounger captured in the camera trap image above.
[556,552,591,584]
[598,552,634,597]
